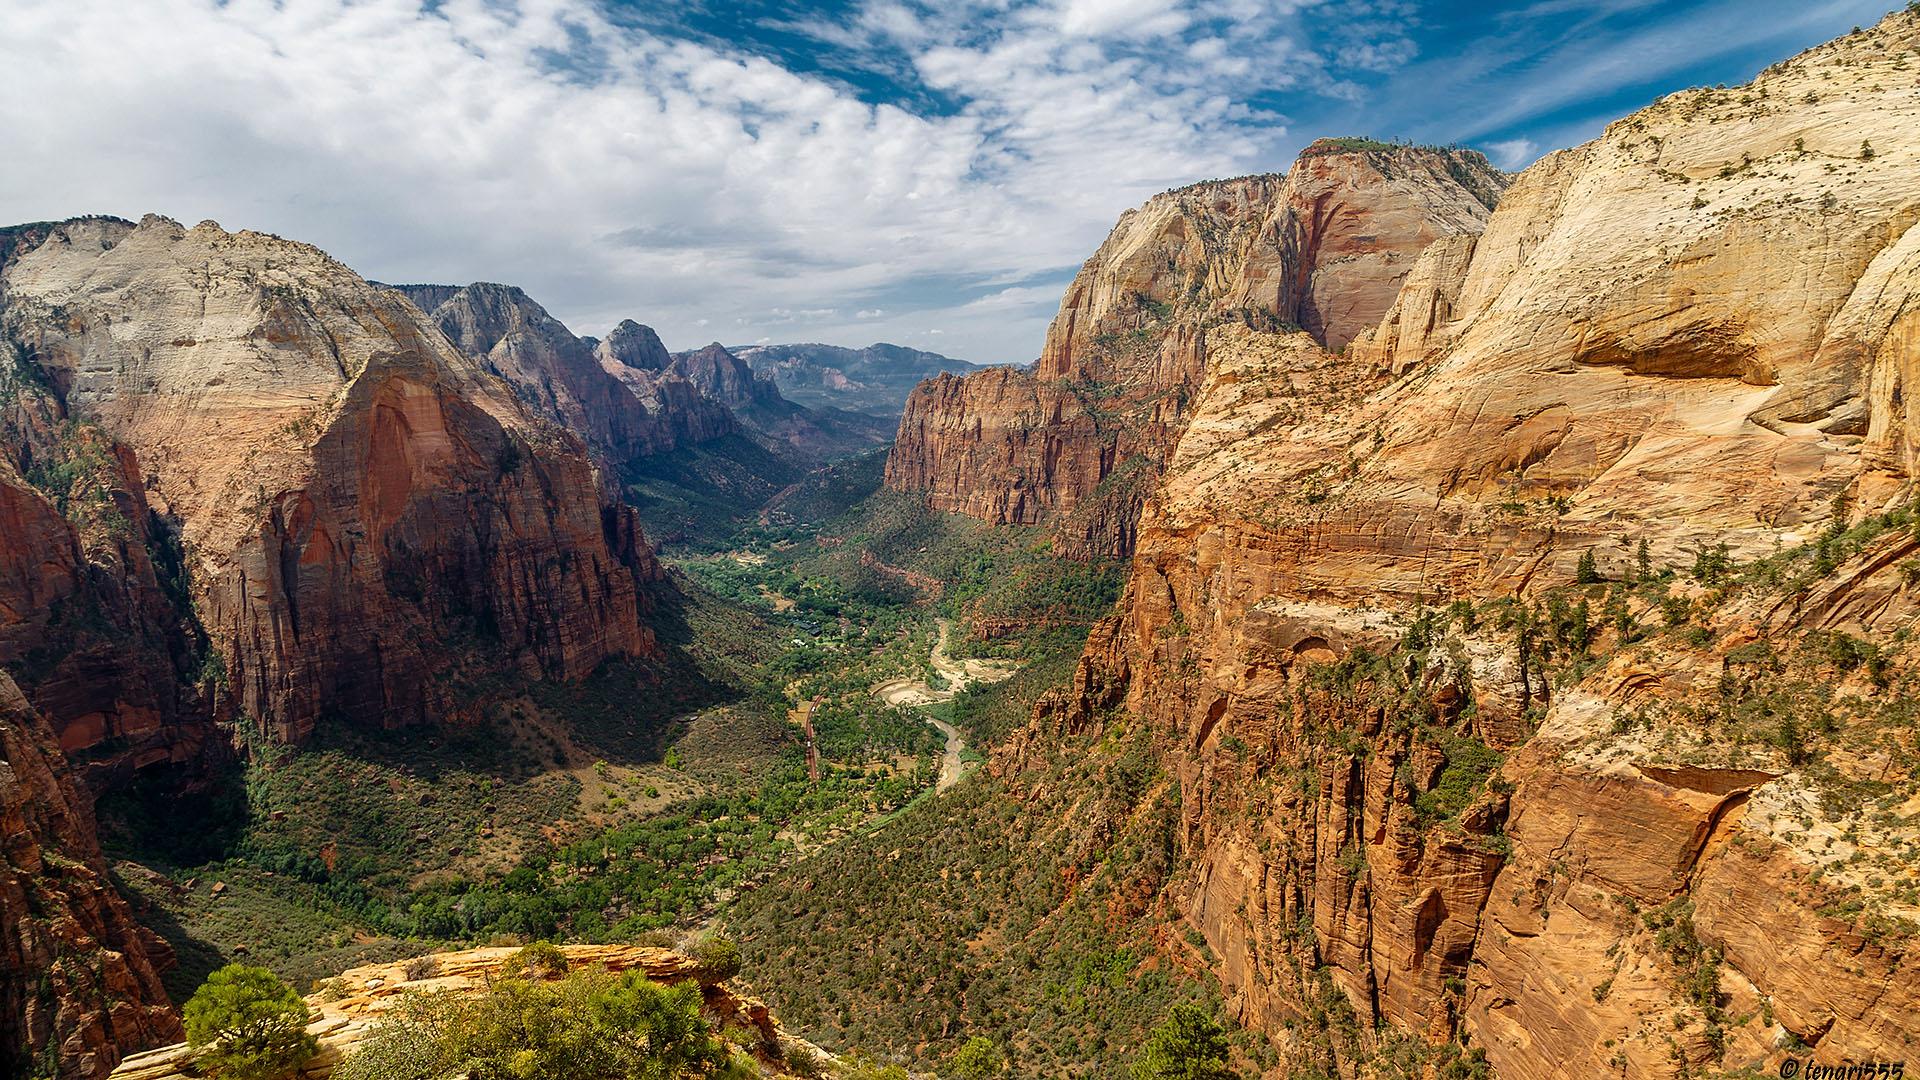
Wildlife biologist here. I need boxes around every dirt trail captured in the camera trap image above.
[870,619,1016,793]
[789,697,823,783]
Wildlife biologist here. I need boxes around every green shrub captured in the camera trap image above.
[503,941,570,980]
[182,964,318,1080]
[839,1055,911,1079]
[334,967,727,1080]
[1412,734,1503,824]
[1132,1003,1238,1080]
[689,934,743,981]
[951,1035,1007,1078]
[1575,550,1600,584]
[1690,543,1732,585]
[782,1041,830,1078]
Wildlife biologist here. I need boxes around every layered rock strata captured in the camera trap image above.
[886,144,1508,556]
[1,217,661,746]
[1013,12,1920,1078]
[0,672,181,1080]
[399,285,736,465]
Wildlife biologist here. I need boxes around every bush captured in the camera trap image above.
[689,934,743,981]
[951,1035,1007,1078]
[502,941,570,980]
[782,1041,830,1078]
[1132,1003,1238,1080]
[182,964,319,1080]
[403,955,441,982]
[335,967,727,1080]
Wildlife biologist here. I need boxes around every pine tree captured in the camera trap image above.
[1576,549,1601,584]
[1132,1004,1239,1080]
[183,965,319,1080]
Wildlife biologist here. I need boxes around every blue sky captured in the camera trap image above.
[0,0,1899,363]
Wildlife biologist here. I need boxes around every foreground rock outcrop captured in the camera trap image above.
[885,142,1508,557]
[108,944,798,1080]
[1001,11,1920,1078]
[0,671,180,1080]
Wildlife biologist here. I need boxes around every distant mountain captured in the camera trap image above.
[394,282,732,463]
[672,342,788,412]
[671,342,894,463]
[732,342,979,417]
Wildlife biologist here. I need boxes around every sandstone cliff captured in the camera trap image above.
[588,320,739,451]
[0,415,215,796]
[675,342,788,412]
[1008,12,1920,1078]
[0,671,180,1080]
[108,944,802,1080]
[0,217,661,746]
[592,319,673,373]
[886,144,1508,557]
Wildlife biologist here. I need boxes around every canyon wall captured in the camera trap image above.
[0,671,181,1079]
[0,217,661,748]
[886,144,1508,557]
[1014,12,1920,1077]
[672,342,894,462]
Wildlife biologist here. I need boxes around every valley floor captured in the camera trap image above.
[100,452,1183,1077]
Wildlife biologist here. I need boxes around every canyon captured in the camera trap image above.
[4,9,1920,1080]
[884,139,1508,558]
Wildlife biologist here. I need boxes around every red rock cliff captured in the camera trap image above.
[1012,12,1920,1078]
[1,216,661,745]
[0,670,181,1079]
[886,146,1507,557]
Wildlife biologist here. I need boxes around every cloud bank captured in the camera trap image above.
[0,0,1892,362]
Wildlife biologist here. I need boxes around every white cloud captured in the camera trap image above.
[17,0,1852,364]
[1050,0,1190,40]
[0,0,1314,363]
[962,284,1067,312]
[1484,137,1539,169]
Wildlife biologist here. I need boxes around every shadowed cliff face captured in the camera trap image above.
[401,284,737,467]
[673,342,788,412]
[0,420,215,795]
[0,216,661,747]
[0,670,182,1080]
[885,145,1509,558]
[1007,12,1920,1079]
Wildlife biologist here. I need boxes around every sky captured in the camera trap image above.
[0,0,1900,364]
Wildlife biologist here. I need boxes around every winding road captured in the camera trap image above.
[871,619,1016,793]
